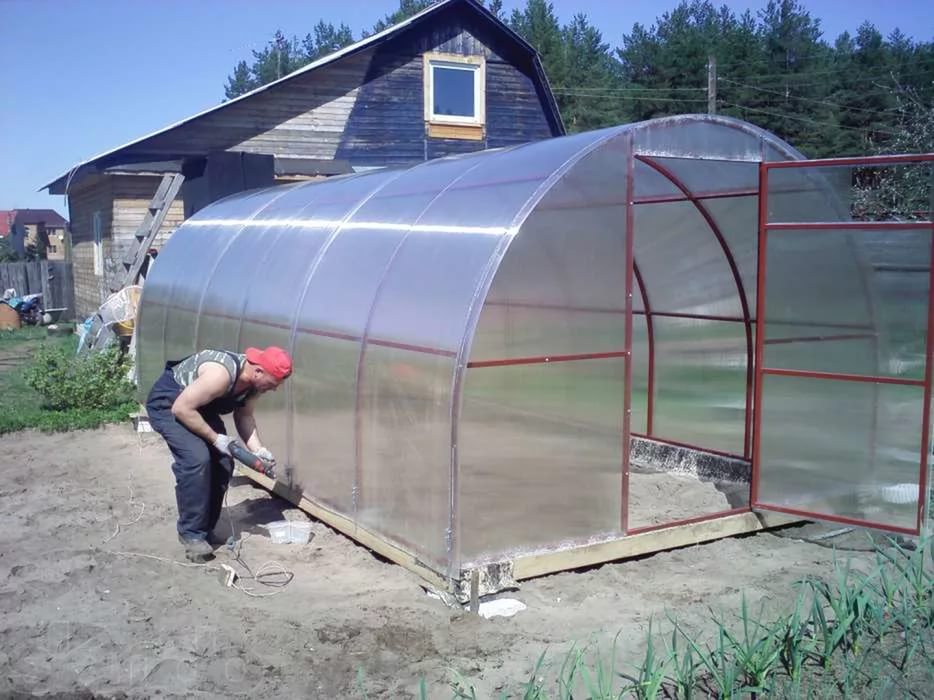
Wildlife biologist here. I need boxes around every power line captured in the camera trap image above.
[552,89,707,103]
[720,101,898,136]
[719,78,902,118]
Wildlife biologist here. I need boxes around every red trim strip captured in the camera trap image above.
[628,507,752,535]
[768,221,932,231]
[631,432,748,461]
[754,504,921,536]
[916,226,934,531]
[752,163,768,506]
[633,188,759,205]
[484,300,626,315]
[765,153,934,169]
[632,262,654,435]
[622,136,635,535]
[468,350,628,369]
[763,332,877,346]
[761,367,925,387]
[634,310,746,323]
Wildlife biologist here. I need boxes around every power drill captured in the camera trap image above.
[228,441,276,480]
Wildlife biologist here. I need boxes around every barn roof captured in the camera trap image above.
[43,0,564,194]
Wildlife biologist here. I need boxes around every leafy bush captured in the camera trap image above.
[24,344,136,411]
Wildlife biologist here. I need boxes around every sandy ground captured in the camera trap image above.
[0,425,880,699]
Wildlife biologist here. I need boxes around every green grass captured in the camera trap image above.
[0,328,136,434]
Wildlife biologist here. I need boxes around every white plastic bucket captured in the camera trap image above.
[289,521,313,544]
[265,520,312,544]
[266,520,291,544]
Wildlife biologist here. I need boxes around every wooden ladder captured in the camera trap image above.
[114,172,184,291]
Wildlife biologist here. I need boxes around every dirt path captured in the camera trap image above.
[0,425,877,698]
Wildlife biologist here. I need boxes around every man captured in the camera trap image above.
[146,346,292,561]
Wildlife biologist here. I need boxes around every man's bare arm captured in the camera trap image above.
[234,396,263,451]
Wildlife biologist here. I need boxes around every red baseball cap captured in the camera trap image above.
[245,346,292,380]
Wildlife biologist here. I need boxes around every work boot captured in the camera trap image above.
[178,534,214,563]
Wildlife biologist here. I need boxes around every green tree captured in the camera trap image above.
[0,236,17,262]
[224,25,355,99]
[558,14,623,132]
[368,0,438,36]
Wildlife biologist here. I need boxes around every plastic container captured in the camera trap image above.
[289,521,313,544]
[265,520,313,544]
[266,520,291,544]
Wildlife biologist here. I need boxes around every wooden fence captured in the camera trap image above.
[0,261,75,319]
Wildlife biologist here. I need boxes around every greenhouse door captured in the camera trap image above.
[752,154,934,536]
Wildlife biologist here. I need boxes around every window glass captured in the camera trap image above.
[432,64,475,118]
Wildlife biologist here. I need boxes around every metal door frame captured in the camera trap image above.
[752,153,934,536]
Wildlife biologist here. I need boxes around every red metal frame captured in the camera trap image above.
[762,367,925,387]
[752,155,934,535]
[467,350,628,369]
[632,262,654,434]
[768,221,932,230]
[763,332,877,346]
[622,136,635,534]
[752,163,769,506]
[917,227,934,532]
[764,153,934,168]
[635,156,756,459]
[633,188,759,205]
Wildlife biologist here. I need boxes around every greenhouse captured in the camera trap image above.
[137,115,934,598]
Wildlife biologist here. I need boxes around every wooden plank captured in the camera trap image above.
[427,123,485,141]
[40,261,51,307]
[511,512,799,581]
[120,173,184,288]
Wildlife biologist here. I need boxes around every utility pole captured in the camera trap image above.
[707,55,717,115]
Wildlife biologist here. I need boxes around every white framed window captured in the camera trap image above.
[424,53,485,126]
[92,210,104,276]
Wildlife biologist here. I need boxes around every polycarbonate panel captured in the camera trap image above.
[458,358,624,562]
[290,164,463,515]
[634,201,743,317]
[195,185,302,351]
[758,374,925,532]
[767,166,852,223]
[633,117,764,161]
[359,346,454,565]
[647,157,759,198]
[764,228,931,379]
[704,195,759,313]
[470,208,627,361]
[653,316,747,455]
[633,159,681,200]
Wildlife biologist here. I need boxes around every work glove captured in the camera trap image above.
[213,434,234,455]
[255,447,276,467]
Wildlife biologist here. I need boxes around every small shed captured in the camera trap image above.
[138,115,934,599]
[44,0,563,318]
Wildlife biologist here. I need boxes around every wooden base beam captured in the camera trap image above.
[236,463,799,601]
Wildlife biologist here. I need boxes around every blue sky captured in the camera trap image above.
[2,0,932,214]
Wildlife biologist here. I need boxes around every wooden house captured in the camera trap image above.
[44,0,564,317]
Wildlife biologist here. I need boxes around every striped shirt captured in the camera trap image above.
[172,349,244,395]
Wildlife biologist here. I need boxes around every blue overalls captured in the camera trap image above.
[145,354,253,541]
